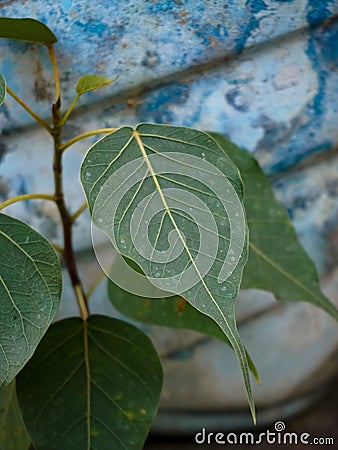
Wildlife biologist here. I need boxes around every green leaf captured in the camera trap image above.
[208,132,338,321]
[0,74,6,106]
[0,213,62,390]
[108,269,260,383]
[17,316,163,450]
[0,381,31,450]
[81,124,256,421]
[0,18,57,45]
[76,74,117,96]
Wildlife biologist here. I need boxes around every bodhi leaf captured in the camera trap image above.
[107,262,260,383]
[76,74,118,96]
[0,74,6,106]
[16,316,163,450]
[0,213,62,390]
[81,124,256,421]
[0,18,57,45]
[0,381,31,450]
[209,132,338,321]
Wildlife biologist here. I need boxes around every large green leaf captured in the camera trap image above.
[0,213,62,390]
[16,316,163,450]
[0,74,6,106]
[107,264,260,383]
[76,74,117,96]
[0,18,57,45]
[209,132,338,321]
[81,124,255,421]
[0,381,31,450]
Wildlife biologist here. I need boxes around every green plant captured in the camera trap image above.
[0,17,337,450]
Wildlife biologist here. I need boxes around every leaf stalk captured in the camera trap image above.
[6,86,52,132]
[60,128,117,152]
[71,201,88,223]
[0,193,56,211]
[47,44,61,102]
[60,94,80,125]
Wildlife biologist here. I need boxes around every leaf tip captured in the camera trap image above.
[252,410,257,426]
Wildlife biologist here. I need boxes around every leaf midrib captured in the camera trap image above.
[83,320,91,450]
[132,131,244,368]
[249,241,338,318]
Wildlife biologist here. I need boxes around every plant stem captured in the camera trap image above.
[48,44,61,102]
[47,42,89,319]
[71,201,88,223]
[6,87,52,133]
[60,128,117,152]
[0,193,56,211]
[52,98,89,319]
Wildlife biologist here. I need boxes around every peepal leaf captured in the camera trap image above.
[81,124,256,421]
[0,18,57,45]
[107,264,260,383]
[0,382,31,450]
[76,74,117,96]
[17,316,163,450]
[0,213,62,390]
[0,74,6,106]
[209,132,338,321]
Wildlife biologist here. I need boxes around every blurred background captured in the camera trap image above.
[0,0,337,447]
[146,371,338,448]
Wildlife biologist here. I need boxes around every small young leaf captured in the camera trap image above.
[76,74,117,96]
[0,213,62,390]
[0,381,31,450]
[17,316,163,450]
[0,74,6,106]
[0,18,57,45]
[209,132,338,321]
[81,124,256,421]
